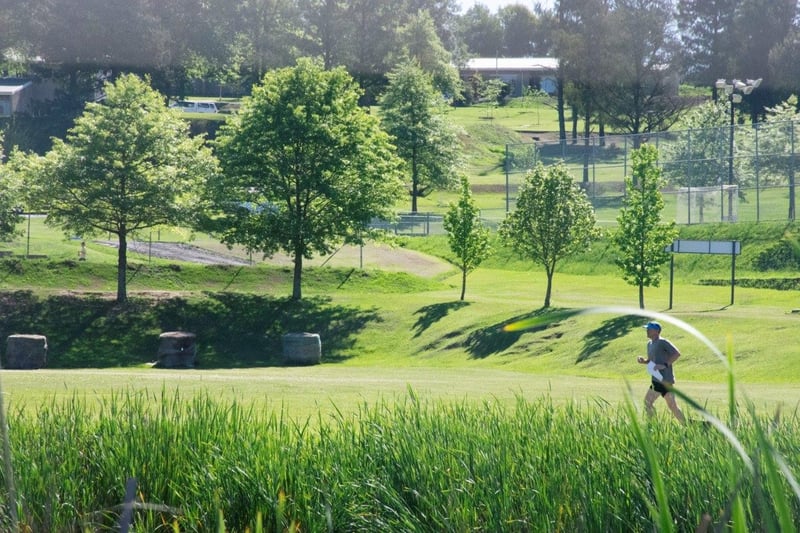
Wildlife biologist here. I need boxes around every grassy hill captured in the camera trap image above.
[1,97,798,398]
[1,215,797,385]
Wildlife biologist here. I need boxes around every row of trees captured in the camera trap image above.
[3,0,800,154]
[1,59,463,303]
[448,144,673,309]
[1,59,675,310]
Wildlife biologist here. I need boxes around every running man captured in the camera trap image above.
[636,321,686,424]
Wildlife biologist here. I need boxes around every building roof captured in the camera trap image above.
[0,78,32,96]
[462,57,558,72]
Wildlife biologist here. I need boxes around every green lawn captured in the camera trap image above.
[1,217,798,423]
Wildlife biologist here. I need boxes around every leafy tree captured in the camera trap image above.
[661,100,729,222]
[732,0,795,85]
[601,0,688,143]
[391,10,462,98]
[769,29,800,97]
[297,0,348,69]
[379,60,462,213]
[211,58,405,300]
[443,176,491,301]
[456,4,503,57]
[17,74,217,303]
[0,136,24,241]
[480,78,506,119]
[613,144,677,309]
[498,4,537,57]
[554,0,614,181]
[500,162,600,308]
[676,0,737,92]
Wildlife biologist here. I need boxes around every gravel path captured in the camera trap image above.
[98,241,453,277]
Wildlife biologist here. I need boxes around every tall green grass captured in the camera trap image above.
[1,382,798,531]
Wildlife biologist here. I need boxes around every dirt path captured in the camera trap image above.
[100,241,453,278]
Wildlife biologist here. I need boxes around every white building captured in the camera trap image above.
[0,78,33,117]
[461,57,558,97]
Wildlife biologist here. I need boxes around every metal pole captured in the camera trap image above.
[728,95,735,221]
[730,246,736,306]
[26,212,31,258]
[669,253,674,310]
[505,144,510,212]
[754,123,760,222]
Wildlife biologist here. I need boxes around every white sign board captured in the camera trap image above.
[668,240,740,255]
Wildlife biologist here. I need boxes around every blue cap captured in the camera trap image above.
[643,321,662,331]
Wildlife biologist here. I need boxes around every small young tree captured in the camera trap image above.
[443,176,492,301]
[480,78,506,119]
[613,143,677,309]
[500,162,600,308]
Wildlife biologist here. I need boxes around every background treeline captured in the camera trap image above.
[2,0,800,152]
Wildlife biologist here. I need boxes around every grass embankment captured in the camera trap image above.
[0,220,797,388]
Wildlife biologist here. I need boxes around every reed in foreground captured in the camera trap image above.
[0,385,797,531]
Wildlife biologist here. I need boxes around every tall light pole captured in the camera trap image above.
[715,78,761,221]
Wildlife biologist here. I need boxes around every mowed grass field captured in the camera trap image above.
[1,218,798,422]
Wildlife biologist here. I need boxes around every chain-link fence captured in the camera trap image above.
[370,120,798,236]
[503,119,798,226]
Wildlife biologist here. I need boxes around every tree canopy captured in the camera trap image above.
[443,176,491,301]
[500,161,600,308]
[15,74,217,303]
[210,58,405,300]
[613,144,677,309]
[0,136,24,242]
[379,60,462,213]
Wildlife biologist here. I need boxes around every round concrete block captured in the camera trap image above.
[156,331,197,368]
[5,334,48,369]
[282,332,321,365]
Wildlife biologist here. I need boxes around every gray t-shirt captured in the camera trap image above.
[647,337,678,383]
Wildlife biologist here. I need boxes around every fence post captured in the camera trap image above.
[687,129,692,225]
[754,122,760,222]
[505,144,510,212]
[791,123,796,221]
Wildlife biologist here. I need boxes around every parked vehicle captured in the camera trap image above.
[169,100,218,113]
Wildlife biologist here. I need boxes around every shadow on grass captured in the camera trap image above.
[577,314,642,363]
[0,291,381,368]
[412,301,470,338]
[466,307,559,359]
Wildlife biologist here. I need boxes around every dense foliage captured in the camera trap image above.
[210,58,404,300]
[500,161,600,307]
[614,144,677,309]
[443,176,491,300]
[10,74,218,303]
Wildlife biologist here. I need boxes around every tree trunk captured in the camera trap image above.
[638,282,645,309]
[117,227,127,304]
[544,269,554,308]
[292,254,303,300]
[460,268,466,301]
